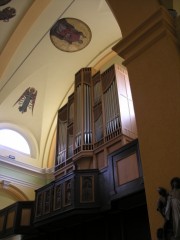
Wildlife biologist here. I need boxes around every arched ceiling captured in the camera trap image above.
[0,0,122,169]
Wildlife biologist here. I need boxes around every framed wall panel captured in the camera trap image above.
[20,209,31,226]
[0,214,5,233]
[80,175,94,203]
[6,210,15,230]
[108,139,143,200]
[54,184,62,210]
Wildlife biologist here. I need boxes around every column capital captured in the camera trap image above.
[113,7,179,65]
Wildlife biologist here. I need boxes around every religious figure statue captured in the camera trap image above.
[157,187,168,217]
[157,177,180,240]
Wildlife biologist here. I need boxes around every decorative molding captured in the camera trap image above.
[0,174,41,190]
[0,154,51,175]
[0,155,54,190]
[0,180,29,200]
[1,180,10,189]
[113,7,179,66]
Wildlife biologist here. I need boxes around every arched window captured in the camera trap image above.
[0,129,30,155]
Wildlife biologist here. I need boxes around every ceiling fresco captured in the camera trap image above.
[50,18,92,52]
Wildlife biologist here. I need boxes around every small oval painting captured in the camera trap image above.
[50,18,92,52]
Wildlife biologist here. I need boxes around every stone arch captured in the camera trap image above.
[0,181,28,209]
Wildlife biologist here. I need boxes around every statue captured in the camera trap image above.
[157,177,180,240]
[157,187,168,217]
[157,187,173,240]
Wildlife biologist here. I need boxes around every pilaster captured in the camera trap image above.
[108,3,180,239]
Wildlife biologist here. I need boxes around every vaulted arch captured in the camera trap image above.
[0,181,28,209]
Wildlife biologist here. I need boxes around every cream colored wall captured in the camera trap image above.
[0,159,53,210]
[0,0,52,77]
[0,190,16,209]
[174,0,180,14]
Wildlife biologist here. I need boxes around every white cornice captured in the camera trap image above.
[0,155,54,177]
[0,174,40,189]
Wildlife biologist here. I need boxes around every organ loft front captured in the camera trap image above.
[0,64,151,240]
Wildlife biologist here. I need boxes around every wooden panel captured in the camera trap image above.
[129,99,138,138]
[116,153,139,185]
[6,210,15,229]
[115,64,137,139]
[0,215,5,232]
[54,184,62,210]
[96,150,106,169]
[68,93,74,124]
[83,68,92,85]
[64,179,72,206]
[35,193,43,217]
[119,94,132,134]
[116,68,127,97]
[43,189,51,214]
[20,209,31,226]
[80,175,94,203]
[75,69,82,87]
[108,139,143,200]
[67,125,73,159]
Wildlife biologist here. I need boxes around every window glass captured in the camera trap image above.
[0,129,30,155]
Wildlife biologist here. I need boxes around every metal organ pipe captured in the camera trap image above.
[113,80,121,130]
[84,84,91,145]
[104,80,121,136]
[75,85,82,148]
[58,120,67,164]
[84,84,87,144]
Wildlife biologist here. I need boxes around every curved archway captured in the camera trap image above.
[0,122,39,158]
[0,129,30,154]
[0,181,28,209]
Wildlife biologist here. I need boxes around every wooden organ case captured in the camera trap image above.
[55,64,137,177]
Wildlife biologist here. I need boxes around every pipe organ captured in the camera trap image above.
[0,64,147,240]
[55,64,137,177]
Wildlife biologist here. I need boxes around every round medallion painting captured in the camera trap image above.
[50,18,92,52]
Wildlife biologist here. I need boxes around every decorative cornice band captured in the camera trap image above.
[113,7,179,66]
[0,174,41,189]
[0,154,54,176]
